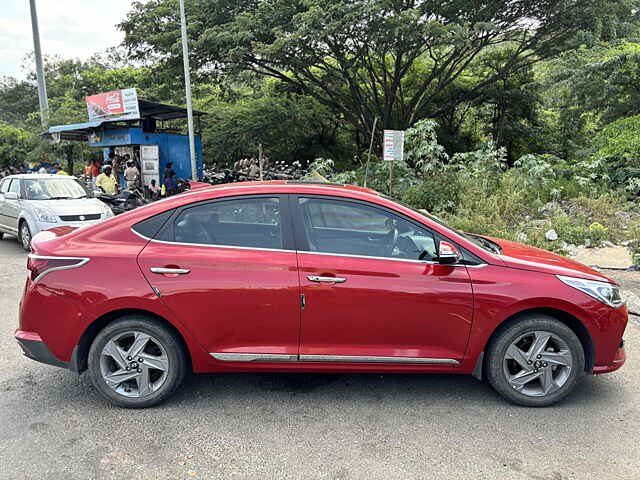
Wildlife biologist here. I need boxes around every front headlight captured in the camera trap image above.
[33,207,57,223]
[102,205,115,218]
[557,275,625,308]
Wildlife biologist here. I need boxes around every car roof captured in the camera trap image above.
[3,174,77,180]
[203,180,383,196]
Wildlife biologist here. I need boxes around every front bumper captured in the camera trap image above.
[593,340,626,374]
[15,330,78,372]
[33,218,104,235]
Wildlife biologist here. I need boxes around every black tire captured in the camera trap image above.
[0,231,4,240]
[87,316,187,408]
[19,221,31,251]
[486,314,585,407]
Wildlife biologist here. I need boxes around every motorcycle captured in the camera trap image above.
[95,187,148,215]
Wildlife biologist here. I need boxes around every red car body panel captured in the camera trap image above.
[137,242,301,359]
[486,236,615,282]
[297,253,473,360]
[17,182,627,378]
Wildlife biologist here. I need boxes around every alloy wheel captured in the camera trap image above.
[99,331,169,398]
[20,223,31,250]
[503,330,573,397]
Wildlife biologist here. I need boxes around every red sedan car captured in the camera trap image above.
[16,182,627,408]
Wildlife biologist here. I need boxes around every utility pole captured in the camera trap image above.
[29,0,49,127]
[179,0,198,181]
[363,116,378,188]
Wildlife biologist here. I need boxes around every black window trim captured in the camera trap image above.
[148,193,296,252]
[7,178,20,196]
[290,194,484,266]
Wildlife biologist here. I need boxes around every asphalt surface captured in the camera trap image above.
[0,236,639,480]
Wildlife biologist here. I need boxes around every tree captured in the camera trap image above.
[591,115,640,192]
[0,77,39,125]
[0,123,31,168]
[201,78,353,166]
[542,41,640,125]
[120,0,636,146]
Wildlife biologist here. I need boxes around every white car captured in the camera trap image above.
[0,174,114,250]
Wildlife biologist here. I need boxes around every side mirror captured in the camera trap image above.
[4,192,18,200]
[437,240,460,265]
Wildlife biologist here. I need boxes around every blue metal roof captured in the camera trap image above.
[48,120,105,133]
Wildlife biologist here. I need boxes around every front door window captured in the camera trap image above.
[299,197,437,260]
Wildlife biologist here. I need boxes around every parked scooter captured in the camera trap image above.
[95,187,148,215]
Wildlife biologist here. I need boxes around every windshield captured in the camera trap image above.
[23,178,87,200]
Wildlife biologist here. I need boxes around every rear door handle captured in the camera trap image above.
[307,275,346,283]
[150,267,191,275]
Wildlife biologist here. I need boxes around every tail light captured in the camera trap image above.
[27,254,90,283]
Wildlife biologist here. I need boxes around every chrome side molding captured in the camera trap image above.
[299,355,459,365]
[210,353,298,362]
[210,352,459,365]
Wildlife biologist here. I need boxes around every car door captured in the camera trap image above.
[2,179,21,234]
[293,195,474,364]
[137,194,302,362]
[0,178,8,230]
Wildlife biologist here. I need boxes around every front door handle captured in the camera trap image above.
[307,275,346,283]
[150,267,191,275]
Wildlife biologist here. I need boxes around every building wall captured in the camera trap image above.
[90,128,204,182]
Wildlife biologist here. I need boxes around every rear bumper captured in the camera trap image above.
[593,341,626,375]
[15,330,78,372]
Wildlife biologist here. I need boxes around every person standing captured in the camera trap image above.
[83,159,93,178]
[89,158,102,190]
[163,162,177,196]
[95,165,118,195]
[124,160,140,191]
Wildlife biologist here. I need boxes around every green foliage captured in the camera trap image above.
[0,123,31,168]
[405,119,449,172]
[591,115,640,192]
[121,0,619,144]
[201,80,351,166]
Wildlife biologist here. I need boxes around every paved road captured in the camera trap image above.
[0,237,639,480]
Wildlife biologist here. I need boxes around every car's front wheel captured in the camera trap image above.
[486,314,585,407]
[87,316,187,408]
[19,221,31,251]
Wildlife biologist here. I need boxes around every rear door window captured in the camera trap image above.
[173,197,283,250]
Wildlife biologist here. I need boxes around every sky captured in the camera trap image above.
[0,0,142,79]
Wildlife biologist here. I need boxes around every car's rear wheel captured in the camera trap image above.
[19,221,31,251]
[486,314,585,407]
[87,316,187,408]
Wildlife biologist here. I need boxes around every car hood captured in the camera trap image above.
[483,236,614,283]
[28,198,105,215]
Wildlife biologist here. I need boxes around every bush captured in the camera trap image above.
[308,125,640,259]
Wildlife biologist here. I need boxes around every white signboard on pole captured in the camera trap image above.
[383,130,405,161]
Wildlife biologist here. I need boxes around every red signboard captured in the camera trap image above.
[85,88,140,122]
[86,91,124,117]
